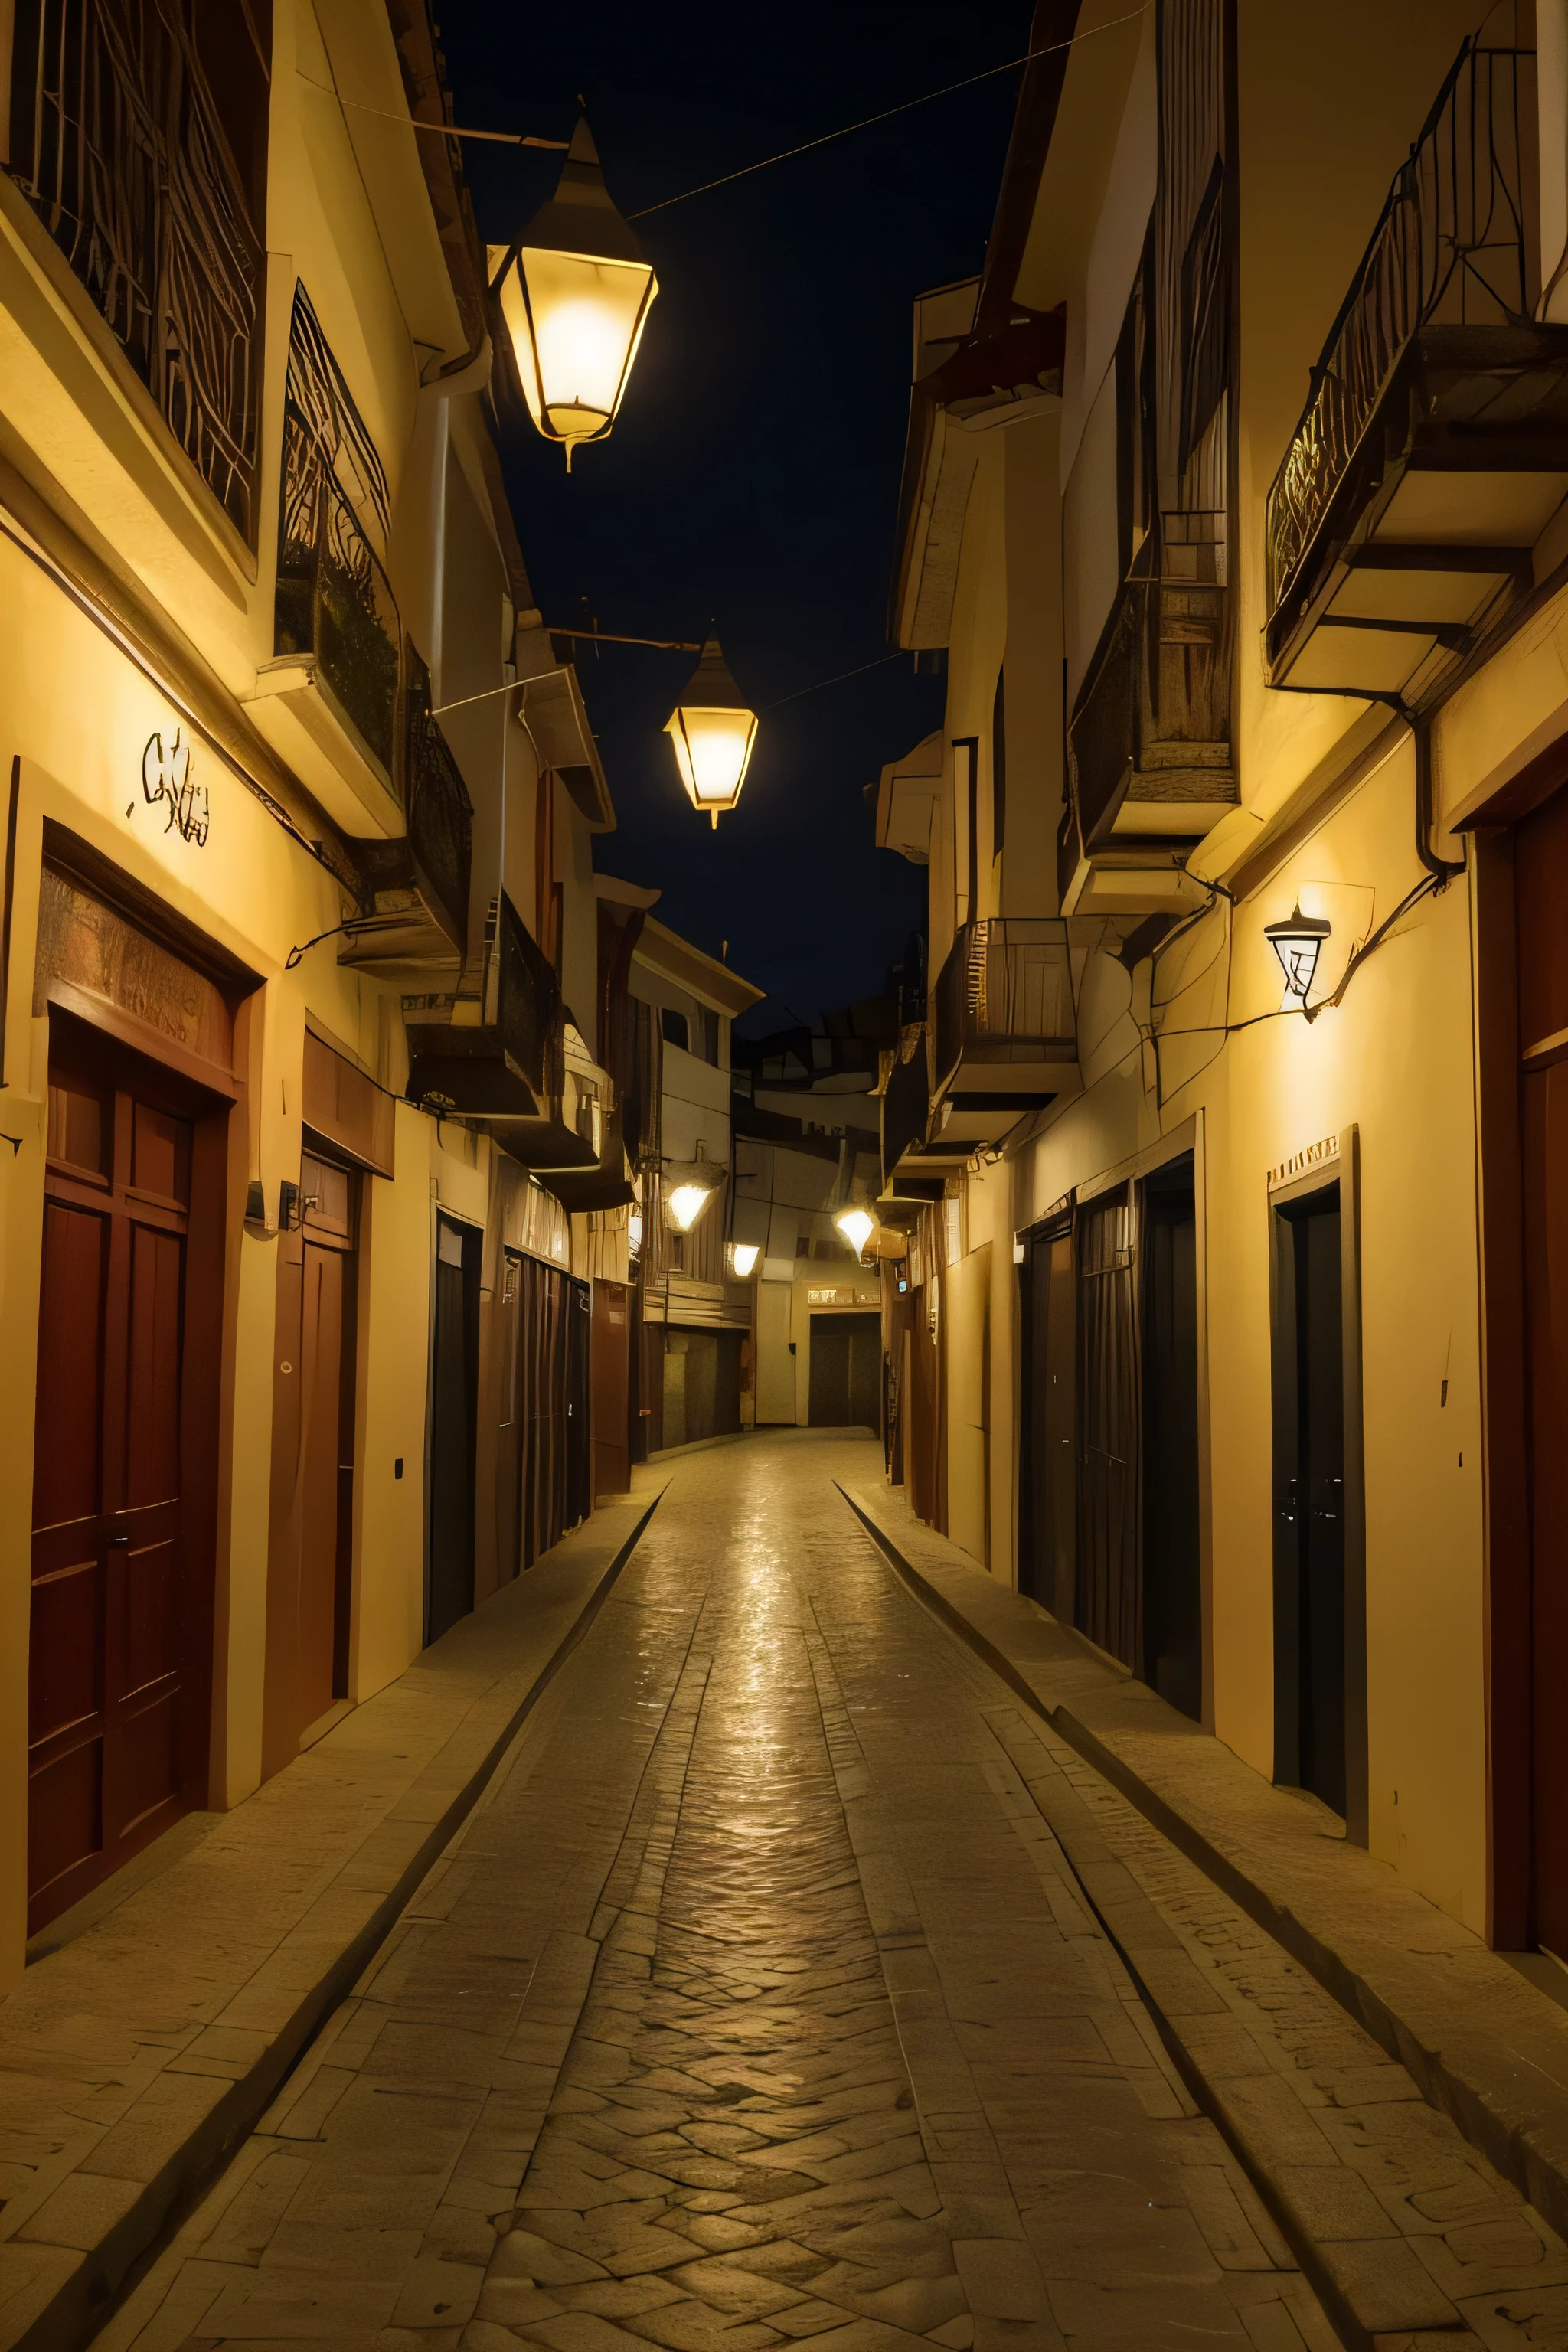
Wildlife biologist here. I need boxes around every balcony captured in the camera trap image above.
[1266,38,1568,704]
[930,920,1080,1151]
[9,0,265,543]
[247,407,404,835]
[404,895,591,1171]
[341,653,473,973]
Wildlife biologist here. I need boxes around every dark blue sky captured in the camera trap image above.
[442,3,1031,1027]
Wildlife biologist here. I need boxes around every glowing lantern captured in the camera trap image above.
[730,1242,760,1278]
[490,119,658,470]
[835,1207,876,1259]
[1264,902,1332,1003]
[665,635,758,827]
[668,1181,715,1232]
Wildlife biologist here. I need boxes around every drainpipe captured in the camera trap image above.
[1539,0,1568,318]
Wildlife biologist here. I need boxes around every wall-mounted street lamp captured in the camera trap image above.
[490,119,658,470]
[665,1143,723,1233]
[835,1207,876,1259]
[729,1242,760,1278]
[1264,903,1332,1004]
[665,635,758,827]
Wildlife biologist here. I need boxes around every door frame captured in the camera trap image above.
[1267,1128,1367,1845]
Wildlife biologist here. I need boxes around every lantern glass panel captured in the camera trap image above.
[667,1181,714,1233]
[665,705,759,812]
[498,249,655,456]
[835,1208,875,1258]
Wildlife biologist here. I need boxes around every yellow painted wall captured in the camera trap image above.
[945,1243,991,1567]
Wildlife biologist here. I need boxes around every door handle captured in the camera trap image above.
[107,1533,131,1547]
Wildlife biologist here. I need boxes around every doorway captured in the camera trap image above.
[591,1278,631,1499]
[1140,1156,1202,1720]
[1019,1221,1075,1620]
[29,1017,224,1933]
[808,1311,881,1427]
[1076,1186,1139,1668]
[1271,1173,1364,1828]
[263,1152,358,1774]
[427,1215,480,1643]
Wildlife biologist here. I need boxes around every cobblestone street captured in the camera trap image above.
[92,1436,1568,2350]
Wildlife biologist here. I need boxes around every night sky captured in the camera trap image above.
[441,3,1031,1030]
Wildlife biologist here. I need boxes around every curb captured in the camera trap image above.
[14,1487,665,2352]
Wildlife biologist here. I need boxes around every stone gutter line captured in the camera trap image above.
[10,1485,665,2352]
[834,1480,1568,2259]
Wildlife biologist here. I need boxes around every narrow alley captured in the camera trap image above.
[91,1438,1567,2351]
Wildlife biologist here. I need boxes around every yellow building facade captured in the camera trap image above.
[880,0,1564,1949]
[0,0,628,1985]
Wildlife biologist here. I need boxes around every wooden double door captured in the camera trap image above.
[492,1250,592,1584]
[29,1021,221,1933]
[263,1153,358,1773]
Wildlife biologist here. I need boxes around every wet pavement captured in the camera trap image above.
[96,1432,1338,2351]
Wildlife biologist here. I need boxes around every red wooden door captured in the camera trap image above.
[30,1056,195,1931]
[263,1155,357,1774]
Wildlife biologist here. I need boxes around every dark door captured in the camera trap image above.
[907,1280,942,1526]
[1141,1158,1202,1720]
[426,1216,479,1643]
[263,1154,358,1775]
[519,1253,568,1566]
[494,1249,524,1585]
[1019,1226,1075,1615]
[1517,787,1568,1952]
[592,1279,631,1499]
[30,1034,217,1932]
[809,1312,880,1426]
[567,1278,591,1527]
[1272,1187,1347,1816]
[1076,1188,1139,1666]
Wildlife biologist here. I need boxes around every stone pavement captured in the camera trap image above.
[846,1486,1568,2276]
[96,1432,1340,2352]
[0,1488,662,2352]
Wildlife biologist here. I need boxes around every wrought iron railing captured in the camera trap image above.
[10,0,264,540]
[403,651,472,951]
[1266,39,1538,620]
[497,892,566,1109]
[275,403,401,779]
[881,1034,929,1182]
[933,920,1075,1089]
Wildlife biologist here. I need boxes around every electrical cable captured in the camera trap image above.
[626,2,1155,219]
[295,70,566,146]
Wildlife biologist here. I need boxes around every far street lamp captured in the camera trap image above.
[835,1207,876,1260]
[665,635,759,828]
[490,119,658,470]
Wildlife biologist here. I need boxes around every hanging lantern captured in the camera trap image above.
[665,635,759,827]
[665,1144,722,1233]
[835,1207,876,1260]
[1264,902,1332,1003]
[490,119,658,470]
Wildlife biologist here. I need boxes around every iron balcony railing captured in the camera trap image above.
[11,0,264,540]
[276,403,401,780]
[933,920,1076,1093]
[496,891,566,1109]
[402,652,473,952]
[1266,38,1538,622]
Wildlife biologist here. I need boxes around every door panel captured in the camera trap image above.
[29,1051,202,1934]
[1526,1059,1568,1953]
[1140,1160,1202,1722]
[427,1217,478,1642]
[591,1279,630,1500]
[1272,1187,1348,1818]
[296,1242,347,1733]
[1076,1191,1139,1667]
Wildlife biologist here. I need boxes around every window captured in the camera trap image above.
[660,1007,690,1053]
[699,1007,720,1067]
